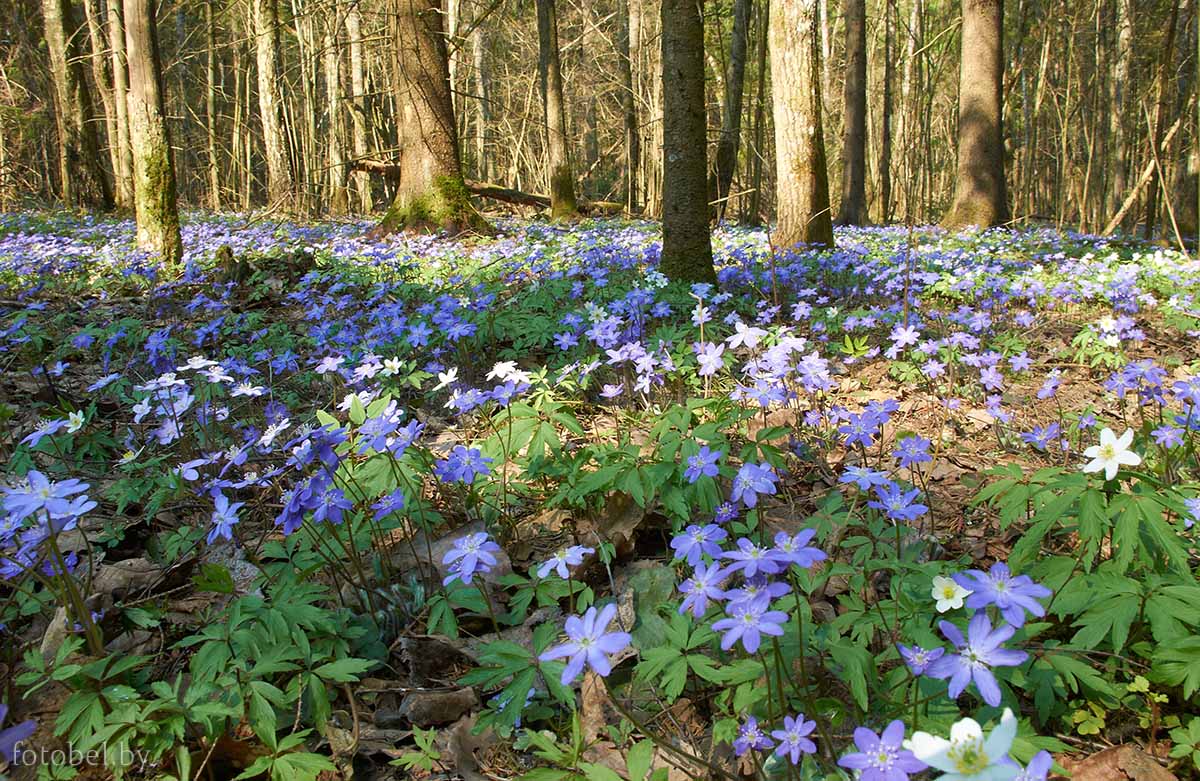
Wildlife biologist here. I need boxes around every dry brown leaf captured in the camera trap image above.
[1059,745,1177,781]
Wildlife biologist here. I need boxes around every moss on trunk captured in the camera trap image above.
[376,175,489,236]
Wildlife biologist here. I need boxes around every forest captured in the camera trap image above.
[2,0,1200,779]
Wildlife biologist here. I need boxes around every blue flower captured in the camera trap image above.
[928,612,1028,706]
[538,603,632,686]
[683,446,722,483]
[893,436,932,468]
[536,545,594,579]
[769,529,826,569]
[733,715,773,756]
[771,714,818,765]
[207,492,244,544]
[0,703,36,763]
[731,462,777,508]
[443,532,501,586]
[868,482,928,523]
[434,446,493,484]
[952,561,1052,628]
[670,523,727,566]
[837,720,926,781]
[678,562,726,617]
[712,599,787,653]
[371,489,406,522]
[898,643,946,677]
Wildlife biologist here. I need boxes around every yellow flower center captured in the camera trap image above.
[1098,444,1116,459]
[947,738,989,774]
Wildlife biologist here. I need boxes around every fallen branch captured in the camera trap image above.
[349,159,554,209]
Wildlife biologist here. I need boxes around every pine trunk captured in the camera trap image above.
[942,0,1009,229]
[835,0,867,224]
[770,0,834,247]
[536,0,577,218]
[375,0,486,234]
[123,0,182,266]
[660,0,715,282]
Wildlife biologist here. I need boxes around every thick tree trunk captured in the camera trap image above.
[205,0,221,210]
[375,0,486,234]
[1107,0,1133,218]
[942,0,1009,229]
[770,0,834,247]
[835,0,867,224]
[123,0,182,266]
[324,28,348,214]
[617,0,640,211]
[346,7,373,211]
[80,0,120,202]
[42,0,113,208]
[252,0,293,206]
[108,0,134,205]
[535,0,577,219]
[660,0,715,282]
[711,0,750,222]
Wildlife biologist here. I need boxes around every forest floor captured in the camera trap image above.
[1,211,1199,781]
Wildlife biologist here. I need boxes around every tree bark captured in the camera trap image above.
[107,0,134,205]
[745,0,769,224]
[471,19,494,182]
[1143,0,1180,238]
[324,27,348,214]
[42,0,114,208]
[345,7,373,212]
[770,0,834,246]
[835,0,867,224]
[205,0,221,210]
[617,0,640,211]
[375,0,486,234]
[660,0,715,282]
[711,0,750,222]
[942,0,1009,229]
[536,0,577,219]
[1107,0,1133,218]
[252,0,293,207]
[80,0,120,203]
[123,0,182,266]
[878,0,894,223]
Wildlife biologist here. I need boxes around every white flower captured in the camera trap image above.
[177,356,218,371]
[487,361,518,381]
[66,410,85,433]
[905,708,1018,781]
[1082,427,1142,481]
[726,320,768,350]
[932,575,971,613]
[381,357,403,377]
[231,382,266,398]
[258,418,291,448]
[433,368,458,391]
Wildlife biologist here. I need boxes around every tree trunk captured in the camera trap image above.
[617,0,640,211]
[835,0,867,224]
[942,0,1009,229]
[1108,0,1133,218]
[770,0,834,246]
[471,20,494,182]
[325,28,348,214]
[1143,0,1180,239]
[205,0,221,210]
[252,0,293,206]
[346,7,373,211]
[123,0,182,266]
[711,0,750,222]
[108,0,134,205]
[80,0,120,203]
[375,0,486,234]
[660,0,715,282]
[42,0,113,208]
[745,0,769,224]
[878,0,894,223]
[535,0,577,219]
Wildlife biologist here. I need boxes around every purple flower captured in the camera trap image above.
[1152,425,1184,448]
[840,466,890,491]
[893,436,932,469]
[731,462,778,508]
[372,489,407,522]
[868,483,928,523]
[670,523,727,566]
[1016,750,1054,781]
[898,644,946,676]
[733,715,773,756]
[678,562,727,617]
[712,600,788,653]
[771,714,817,764]
[1185,497,1200,529]
[0,703,36,763]
[600,383,625,399]
[536,545,594,579]
[952,561,1052,628]
[443,532,501,586]
[769,529,826,569]
[3,471,92,523]
[928,612,1028,706]
[683,446,722,483]
[434,446,493,484]
[207,493,244,545]
[721,537,783,577]
[312,488,353,525]
[694,342,725,376]
[837,720,926,781]
[538,603,632,685]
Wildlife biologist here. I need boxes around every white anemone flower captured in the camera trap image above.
[1082,427,1141,481]
[906,708,1018,781]
[433,368,458,391]
[932,575,972,613]
[66,410,86,434]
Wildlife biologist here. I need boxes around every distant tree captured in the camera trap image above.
[41,0,113,209]
[660,0,716,282]
[942,0,1009,229]
[711,0,751,223]
[536,0,577,219]
[770,0,834,246]
[123,0,182,266]
[835,0,867,225]
[376,0,486,234]
[252,0,294,207]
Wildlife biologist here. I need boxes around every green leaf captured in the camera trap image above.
[1150,637,1200,698]
[626,740,655,781]
[313,657,375,683]
[193,563,236,594]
